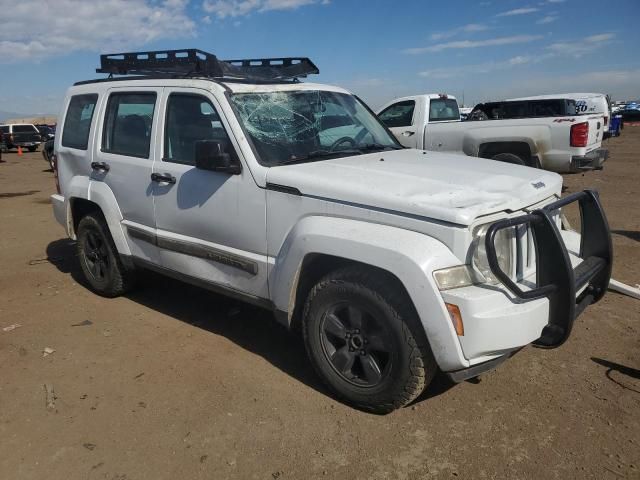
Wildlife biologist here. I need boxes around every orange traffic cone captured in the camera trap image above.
[17,146,23,156]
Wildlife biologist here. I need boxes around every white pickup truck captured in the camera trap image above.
[376,94,608,173]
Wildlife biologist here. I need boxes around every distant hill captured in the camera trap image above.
[0,110,26,122]
[0,111,57,124]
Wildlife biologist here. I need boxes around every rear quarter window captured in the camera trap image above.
[0,126,9,134]
[62,94,99,150]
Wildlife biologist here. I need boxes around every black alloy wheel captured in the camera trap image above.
[320,303,392,387]
[302,266,437,413]
[81,229,111,282]
[76,213,135,297]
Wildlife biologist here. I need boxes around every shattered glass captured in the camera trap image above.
[230,90,399,166]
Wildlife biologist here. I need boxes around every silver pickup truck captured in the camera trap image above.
[377,94,608,173]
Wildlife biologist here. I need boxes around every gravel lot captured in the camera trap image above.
[0,133,638,480]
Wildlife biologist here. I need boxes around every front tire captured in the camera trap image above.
[302,266,436,414]
[28,146,37,152]
[77,213,135,297]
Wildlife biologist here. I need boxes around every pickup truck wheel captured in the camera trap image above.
[302,266,436,414]
[77,213,135,297]
[491,152,526,165]
[28,146,37,152]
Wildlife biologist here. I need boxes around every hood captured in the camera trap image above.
[265,149,562,226]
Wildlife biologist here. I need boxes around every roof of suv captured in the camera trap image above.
[71,76,350,96]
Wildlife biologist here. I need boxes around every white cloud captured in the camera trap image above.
[547,32,615,57]
[585,33,615,43]
[0,0,196,63]
[430,23,489,41]
[497,7,539,16]
[404,35,543,54]
[537,15,558,24]
[202,0,324,18]
[417,32,617,78]
[419,55,534,79]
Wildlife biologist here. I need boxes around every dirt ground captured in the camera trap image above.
[0,133,638,480]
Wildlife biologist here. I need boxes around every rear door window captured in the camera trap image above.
[62,94,98,150]
[0,126,10,134]
[102,93,156,158]
[378,101,415,128]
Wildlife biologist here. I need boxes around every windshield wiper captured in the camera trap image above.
[358,143,403,151]
[276,149,363,166]
[275,144,402,166]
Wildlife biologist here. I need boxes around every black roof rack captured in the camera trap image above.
[96,49,319,81]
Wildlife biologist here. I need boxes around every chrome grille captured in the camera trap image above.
[515,224,536,282]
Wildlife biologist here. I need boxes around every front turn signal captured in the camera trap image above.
[446,303,464,336]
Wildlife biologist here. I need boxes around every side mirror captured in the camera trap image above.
[195,140,241,174]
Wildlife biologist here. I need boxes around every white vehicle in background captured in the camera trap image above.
[377,94,608,173]
[509,93,612,137]
[459,106,473,121]
[51,50,613,413]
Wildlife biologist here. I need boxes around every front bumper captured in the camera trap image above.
[571,148,608,171]
[446,349,521,383]
[483,190,612,347]
[441,190,612,372]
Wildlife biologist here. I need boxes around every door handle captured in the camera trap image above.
[401,131,415,137]
[151,172,176,184]
[90,161,110,172]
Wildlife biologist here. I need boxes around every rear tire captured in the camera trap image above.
[491,152,526,165]
[77,213,135,297]
[28,146,37,152]
[302,266,437,414]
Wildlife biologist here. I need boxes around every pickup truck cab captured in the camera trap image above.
[0,123,42,152]
[377,94,608,173]
[51,50,612,413]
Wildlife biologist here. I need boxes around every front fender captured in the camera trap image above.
[269,216,469,371]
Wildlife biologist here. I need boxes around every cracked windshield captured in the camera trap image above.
[230,90,400,166]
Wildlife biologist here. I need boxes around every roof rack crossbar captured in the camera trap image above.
[96,49,319,81]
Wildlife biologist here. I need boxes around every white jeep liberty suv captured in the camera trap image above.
[50,50,612,413]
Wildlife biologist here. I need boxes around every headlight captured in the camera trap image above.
[433,265,481,290]
[433,222,516,291]
[472,224,514,284]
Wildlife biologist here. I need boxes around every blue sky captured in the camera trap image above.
[0,0,638,117]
